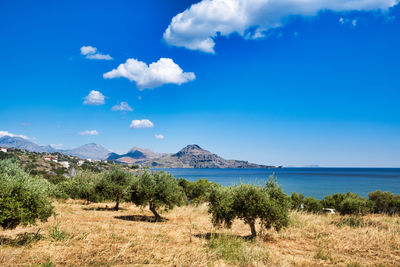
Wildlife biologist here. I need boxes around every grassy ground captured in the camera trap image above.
[1,200,399,266]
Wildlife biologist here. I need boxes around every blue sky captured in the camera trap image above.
[1,0,399,167]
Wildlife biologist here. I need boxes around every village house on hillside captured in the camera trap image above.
[0,147,7,153]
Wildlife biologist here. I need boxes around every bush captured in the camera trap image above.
[320,193,348,210]
[369,190,400,214]
[95,167,133,210]
[208,178,290,238]
[0,159,54,230]
[130,171,186,221]
[303,197,323,213]
[339,197,374,216]
[290,192,305,210]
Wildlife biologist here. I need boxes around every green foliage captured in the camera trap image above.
[369,190,400,214]
[339,197,373,216]
[208,178,290,237]
[48,224,72,241]
[321,192,373,215]
[130,171,186,221]
[178,178,218,204]
[95,166,133,210]
[56,171,102,202]
[303,197,323,213]
[290,192,305,210]
[207,234,269,266]
[0,159,54,230]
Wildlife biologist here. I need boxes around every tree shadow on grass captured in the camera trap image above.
[114,215,168,223]
[194,232,255,241]
[82,206,127,211]
[0,231,43,247]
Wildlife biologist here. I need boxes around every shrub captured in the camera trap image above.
[130,171,186,221]
[0,159,54,230]
[339,197,373,216]
[369,190,400,214]
[95,167,133,210]
[303,197,323,213]
[290,192,305,210]
[208,178,290,238]
[320,193,348,210]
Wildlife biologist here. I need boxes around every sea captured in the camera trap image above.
[157,168,400,200]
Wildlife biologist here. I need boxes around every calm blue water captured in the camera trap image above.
[157,168,400,199]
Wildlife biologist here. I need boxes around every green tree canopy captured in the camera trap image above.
[130,171,186,221]
[95,166,133,210]
[0,159,54,230]
[208,178,290,238]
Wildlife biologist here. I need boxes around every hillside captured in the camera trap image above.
[138,144,275,168]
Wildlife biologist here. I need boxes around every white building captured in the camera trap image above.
[59,161,70,169]
[0,148,7,153]
[77,160,85,166]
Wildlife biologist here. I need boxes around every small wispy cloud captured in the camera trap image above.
[83,90,105,105]
[130,119,154,129]
[0,131,30,140]
[79,130,99,136]
[155,134,164,140]
[80,46,113,60]
[339,17,358,27]
[20,122,32,127]
[111,102,133,112]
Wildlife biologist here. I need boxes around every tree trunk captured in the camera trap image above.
[114,194,120,211]
[249,221,257,238]
[149,202,163,222]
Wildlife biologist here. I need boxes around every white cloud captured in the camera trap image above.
[79,130,99,136]
[339,17,359,26]
[50,144,63,149]
[103,58,195,90]
[83,90,105,105]
[155,134,165,140]
[80,45,113,60]
[111,101,133,112]
[163,0,397,53]
[130,119,154,129]
[80,46,97,55]
[0,131,30,140]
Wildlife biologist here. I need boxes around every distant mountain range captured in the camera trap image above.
[0,136,274,168]
[0,136,110,160]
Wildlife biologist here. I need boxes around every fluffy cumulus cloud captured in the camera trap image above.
[83,90,105,105]
[79,130,99,136]
[103,58,195,90]
[111,101,133,112]
[0,131,30,140]
[130,119,154,129]
[154,134,165,140]
[80,46,113,60]
[163,0,398,53]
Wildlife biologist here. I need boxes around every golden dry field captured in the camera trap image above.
[1,200,399,267]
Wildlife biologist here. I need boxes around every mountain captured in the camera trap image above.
[0,137,109,160]
[104,146,169,164]
[138,144,274,168]
[63,143,110,160]
[0,136,55,153]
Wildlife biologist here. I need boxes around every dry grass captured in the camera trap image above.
[1,201,399,266]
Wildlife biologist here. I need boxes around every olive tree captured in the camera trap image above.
[56,171,102,203]
[95,166,133,210]
[208,178,290,238]
[0,159,54,230]
[130,171,186,221]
